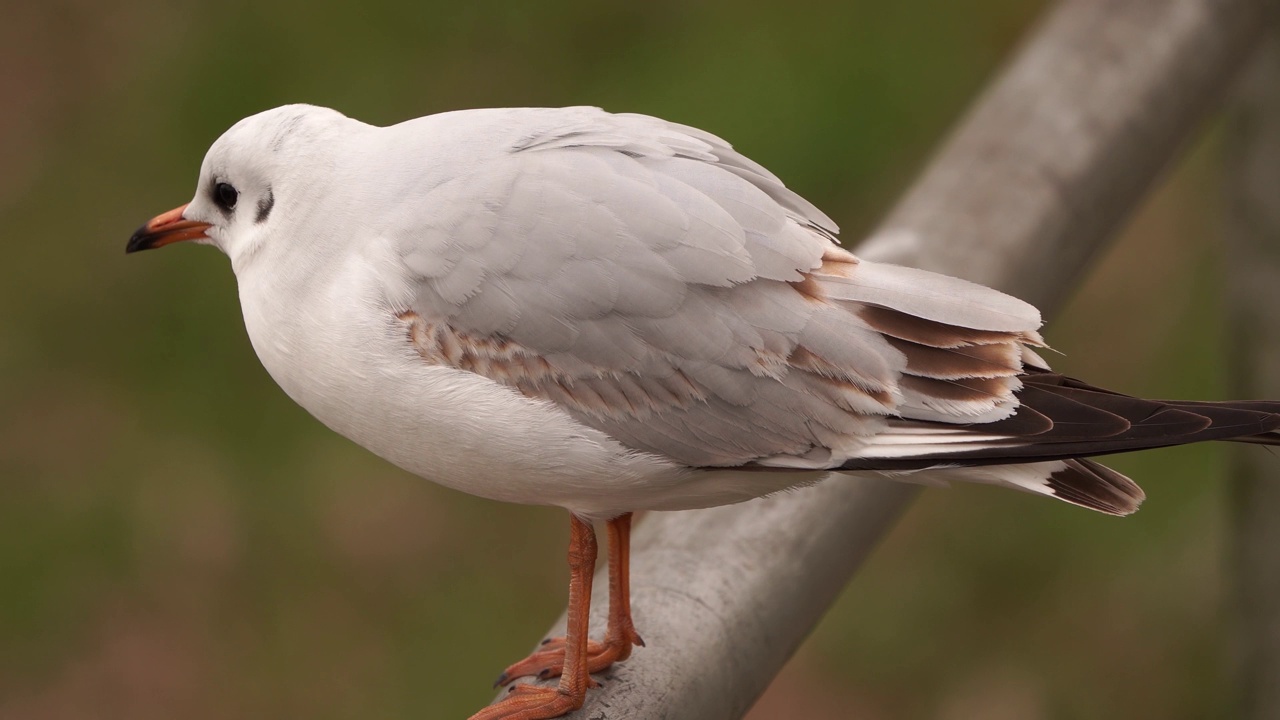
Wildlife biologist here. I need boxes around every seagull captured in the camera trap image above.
[127,104,1280,719]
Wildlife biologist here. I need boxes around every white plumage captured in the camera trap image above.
[127,103,1280,518]
[128,103,1280,719]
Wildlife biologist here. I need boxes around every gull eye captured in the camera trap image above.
[213,182,239,211]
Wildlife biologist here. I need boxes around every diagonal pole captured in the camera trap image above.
[1226,31,1280,720]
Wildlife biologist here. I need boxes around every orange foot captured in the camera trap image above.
[494,629,645,687]
[468,684,582,720]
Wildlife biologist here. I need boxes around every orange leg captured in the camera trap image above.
[470,514,599,720]
[494,513,644,687]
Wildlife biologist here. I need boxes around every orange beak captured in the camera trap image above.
[126,204,212,253]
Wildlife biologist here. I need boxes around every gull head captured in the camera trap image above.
[126,104,352,267]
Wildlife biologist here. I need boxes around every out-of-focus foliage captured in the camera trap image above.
[0,1,1241,717]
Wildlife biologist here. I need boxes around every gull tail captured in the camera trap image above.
[840,372,1280,516]
[925,458,1147,516]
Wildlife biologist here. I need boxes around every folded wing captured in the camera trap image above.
[384,106,1280,516]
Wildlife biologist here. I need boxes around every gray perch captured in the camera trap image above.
[1227,32,1280,720]
[499,0,1279,717]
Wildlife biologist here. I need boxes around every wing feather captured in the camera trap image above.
[367,105,1280,518]
[390,107,1047,468]
[821,261,1041,332]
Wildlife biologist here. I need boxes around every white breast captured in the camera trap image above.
[231,249,717,519]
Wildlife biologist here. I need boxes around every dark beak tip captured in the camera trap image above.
[125,224,156,254]
[126,208,211,254]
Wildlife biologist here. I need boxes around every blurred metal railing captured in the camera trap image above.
[493,0,1278,716]
[1227,32,1280,720]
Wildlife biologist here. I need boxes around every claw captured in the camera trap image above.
[468,685,582,720]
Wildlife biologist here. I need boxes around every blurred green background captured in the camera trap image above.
[0,1,1252,718]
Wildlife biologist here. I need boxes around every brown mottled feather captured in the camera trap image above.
[858,305,1034,348]
[883,335,1021,379]
[1048,459,1145,515]
[899,374,1017,403]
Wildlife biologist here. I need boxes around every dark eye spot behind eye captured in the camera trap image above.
[213,182,238,212]
[255,188,275,224]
